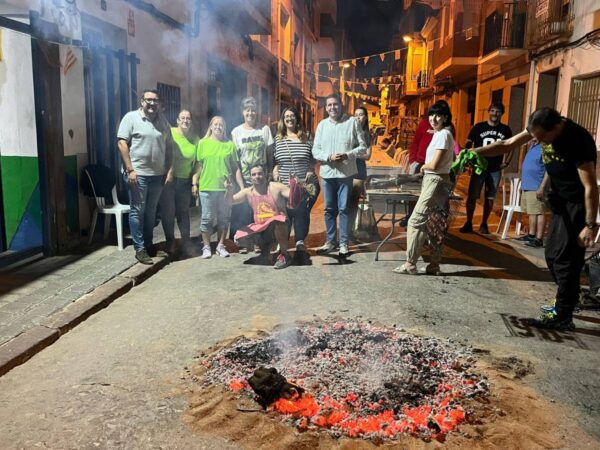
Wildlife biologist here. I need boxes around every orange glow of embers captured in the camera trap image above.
[206,319,489,442]
[228,379,249,391]
[269,391,466,439]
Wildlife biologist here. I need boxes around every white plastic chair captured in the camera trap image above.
[84,168,130,250]
[496,176,522,239]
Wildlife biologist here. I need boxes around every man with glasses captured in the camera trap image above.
[117,89,173,264]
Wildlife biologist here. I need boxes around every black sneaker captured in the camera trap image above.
[479,223,490,234]
[525,237,543,248]
[146,245,168,258]
[516,234,535,242]
[459,222,473,233]
[135,249,153,265]
[528,313,575,331]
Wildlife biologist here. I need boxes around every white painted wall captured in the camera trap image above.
[531,4,600,146]
[0,23,38,157]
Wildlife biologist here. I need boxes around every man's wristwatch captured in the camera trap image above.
[126,168,134,174]
[585,222,597,229]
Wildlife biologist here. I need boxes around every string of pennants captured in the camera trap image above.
[341,91,381,103]
[305,48,404,70]
[308,70,406,89]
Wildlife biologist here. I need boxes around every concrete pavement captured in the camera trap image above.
[0,224,598,448]
[0,243,170,376]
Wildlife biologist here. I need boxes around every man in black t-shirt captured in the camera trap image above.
[474,107,598,331]
[460,103,513,234]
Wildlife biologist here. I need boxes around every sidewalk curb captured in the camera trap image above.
[0,256,170,377]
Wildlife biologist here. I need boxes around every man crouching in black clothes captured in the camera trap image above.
[474,107,598,331]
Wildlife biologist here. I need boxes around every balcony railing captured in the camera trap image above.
[417,70,431,90]
[526,0,573,48]
[482,3,526,56]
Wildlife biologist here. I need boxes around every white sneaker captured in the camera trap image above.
[295,240,305,252]
[339,244,349,256]
[316,241,336,254]
[216,244,230,257]
[201,245,212,259]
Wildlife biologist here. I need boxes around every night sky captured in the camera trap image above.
[340,0,405,56]
[339,0,411,81]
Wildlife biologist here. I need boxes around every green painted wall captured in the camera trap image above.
[0,155,41,245]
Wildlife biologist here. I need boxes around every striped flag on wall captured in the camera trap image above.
[63,48,77,76]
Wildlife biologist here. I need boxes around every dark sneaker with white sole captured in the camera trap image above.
[135,249,153,265]
[529,311,575,331]
[525,237,543,248]
[516,234,535,242]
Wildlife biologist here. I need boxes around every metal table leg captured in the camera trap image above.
[375,200,397,261]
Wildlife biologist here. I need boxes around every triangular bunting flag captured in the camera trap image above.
[362,82,368,90]
[346,81,351,89]
[388,76,392,82]
[379,53,386,62]
[395,50,401,60]
[363,56,370,65]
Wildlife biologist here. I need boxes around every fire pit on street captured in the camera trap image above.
[196,319,489,442]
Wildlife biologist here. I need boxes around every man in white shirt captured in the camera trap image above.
[312,94,367,256]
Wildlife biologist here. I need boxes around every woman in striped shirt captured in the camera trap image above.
[273,107,319,252]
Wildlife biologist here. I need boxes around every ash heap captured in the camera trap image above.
[198,319,489,441]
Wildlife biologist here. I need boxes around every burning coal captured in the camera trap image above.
[197,319,489,441]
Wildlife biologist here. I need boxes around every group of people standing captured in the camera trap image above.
[398,99,598,332]
[116,88,598,331]
[117,91,371,270]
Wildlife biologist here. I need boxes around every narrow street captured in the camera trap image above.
[2,0,600,448]
[0,230,599,448]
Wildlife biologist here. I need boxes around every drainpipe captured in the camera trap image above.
[525,58,535,121]
[277,0,282,115]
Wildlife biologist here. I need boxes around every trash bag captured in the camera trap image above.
[353,201,380,242]
[248,366,305,408]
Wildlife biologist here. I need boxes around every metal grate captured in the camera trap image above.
[568,75,600,139]
[157,82,181,126]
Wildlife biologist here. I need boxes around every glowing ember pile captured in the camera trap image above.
[198,319,489,441]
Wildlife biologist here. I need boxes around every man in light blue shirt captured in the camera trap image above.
[312,93,367,256]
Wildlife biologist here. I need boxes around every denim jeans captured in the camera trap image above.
[199,191,231,233]
[159,177,192,242]
[321,177,353,245]
[286,182,320,242]
[127,175,164,251]
[468,170,502,201]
